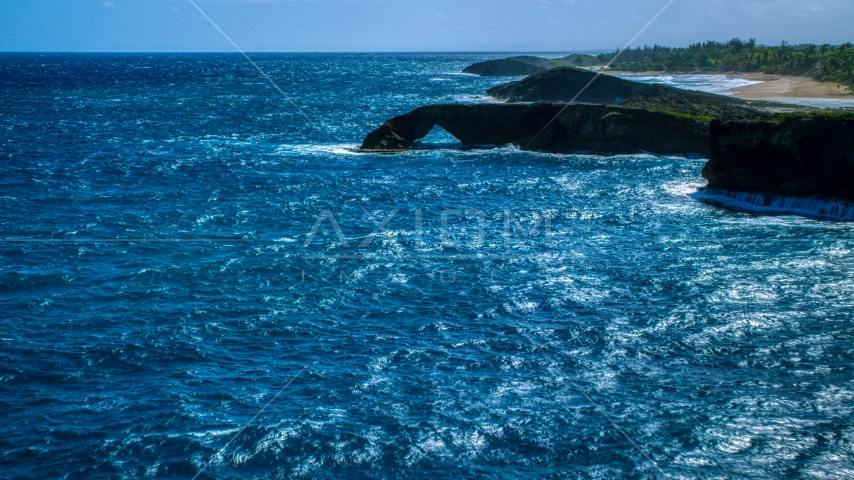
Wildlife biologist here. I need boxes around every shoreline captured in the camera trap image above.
[602,69,852,99]
[727,72,851,99]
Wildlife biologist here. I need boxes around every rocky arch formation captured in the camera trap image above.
[360,103,712,156]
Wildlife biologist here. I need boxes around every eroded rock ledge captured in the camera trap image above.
[360,103,712,156]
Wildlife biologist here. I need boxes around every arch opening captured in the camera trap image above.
[413,124,463,149]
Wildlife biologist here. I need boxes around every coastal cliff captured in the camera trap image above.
[361,103,710,156]
[704,113,854,201]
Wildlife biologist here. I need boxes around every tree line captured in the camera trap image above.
[593,38,854,89]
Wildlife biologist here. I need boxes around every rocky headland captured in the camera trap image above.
[363,65,854,204]
[360,103,711,155]
[464,42,854,95]
[488,67,753,107]
[463,55,599,76]
[363,67,773,155]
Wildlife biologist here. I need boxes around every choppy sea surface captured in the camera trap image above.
[1,53,853,479]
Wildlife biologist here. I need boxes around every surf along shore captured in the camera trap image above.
[605,70,852,99]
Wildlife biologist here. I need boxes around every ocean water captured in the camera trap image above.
[1,53,854,479]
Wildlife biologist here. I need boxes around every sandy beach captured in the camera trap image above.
[727,72,851,99]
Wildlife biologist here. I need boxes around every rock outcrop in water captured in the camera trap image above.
[463,55,599,76]
[360,103,711,156]
[487,67,750,106]
[703,113,854,201]
[360,74,772,156]
[463,57,556,76]
[364,63,854,209]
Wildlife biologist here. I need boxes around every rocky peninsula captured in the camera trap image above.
[463,40,854,94]
[362,66,854,204]
[361,103,711,155]
[485,67,745,105]
[463,55,599,76]
[363,68,772,153]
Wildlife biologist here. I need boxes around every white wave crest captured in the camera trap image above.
[616,73,763,95]
[274,143,364,156]
[452,94,502,104]
[692,189,854,220]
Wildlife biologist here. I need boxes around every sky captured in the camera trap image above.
[1,0,853,52]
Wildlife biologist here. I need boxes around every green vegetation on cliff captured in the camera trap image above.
[646,106,714,123]
[598,39,854,90]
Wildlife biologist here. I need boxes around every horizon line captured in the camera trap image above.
[1,41,846,55]
[0,49,614,55]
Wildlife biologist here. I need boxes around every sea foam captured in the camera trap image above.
[692,189,854,220]
[616,73,763,95]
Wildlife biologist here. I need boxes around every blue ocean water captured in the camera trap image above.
[1,53,854,479]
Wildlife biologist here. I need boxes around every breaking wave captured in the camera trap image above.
[616,73,763,95]
[692,188,854,220]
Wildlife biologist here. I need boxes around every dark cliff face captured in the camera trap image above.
[361,103,711,156]
[487,67,747,107]
[704,113,854,201]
